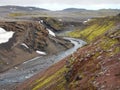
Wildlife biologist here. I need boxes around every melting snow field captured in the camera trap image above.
[36,50,46,55]
[21,43,29,49]
[0,27,14,44]
[47,28,56,37]
[38,20,55,37]
[83,19,91,24]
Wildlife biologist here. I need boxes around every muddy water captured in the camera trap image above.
[0,37,86,89]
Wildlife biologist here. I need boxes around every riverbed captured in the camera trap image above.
[0,37,86,89]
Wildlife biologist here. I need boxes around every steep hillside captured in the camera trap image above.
[33,17,84,32]
[18,14,120,90]
[0,20,73,72]
[68,16,120,42]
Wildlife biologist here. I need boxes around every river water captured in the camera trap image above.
[0,37,86,88]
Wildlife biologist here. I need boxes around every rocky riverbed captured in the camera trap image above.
[0,37,86,90]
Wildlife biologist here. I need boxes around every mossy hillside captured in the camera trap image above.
[43,17,64,30]
[31,67,67,90]
[65,15,120,89]
[9,12,28,17]
[66,33,120,90]
[68,17,115,42]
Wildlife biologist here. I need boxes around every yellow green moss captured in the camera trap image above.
[44,17,63,30]
[32,67,66,90]
[68,18,115,42]
[9,13,27,17]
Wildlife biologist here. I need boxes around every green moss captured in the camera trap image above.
[52,78,66,90]
[68,18,115,42]
[113,46,120,55]
[44,17,63,30]
[32,67,66,90]
[9,13,27,17]
[0,61,3,64]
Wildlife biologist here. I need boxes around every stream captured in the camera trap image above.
[0,37,86,88]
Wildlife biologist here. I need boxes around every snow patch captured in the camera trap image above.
[83,19,91,24]
[29,8,33,10]
[83,21,87,23]
[40,20,43,23]
[47,28,56,37]
[36,50,46,55]
[23,57,40,64]
[39,20,43,24]
[58,19,62,21]
[21,43,29,48]
[88,19,91,21]
[10,8,16,10]
[0,27,14,44]
[10,8,13,10]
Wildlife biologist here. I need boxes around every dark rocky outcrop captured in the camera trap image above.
[0,21,73,72]
[33,17,85,32]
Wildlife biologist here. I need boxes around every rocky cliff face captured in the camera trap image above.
[0,21,73,72]
[33,17,85,32]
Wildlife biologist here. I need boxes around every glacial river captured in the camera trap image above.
[0,37,86,89]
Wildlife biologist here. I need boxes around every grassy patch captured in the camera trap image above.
[9,12,28,17]
[43,17,64,30]
[32,67,66,90]
[68,17,115,42]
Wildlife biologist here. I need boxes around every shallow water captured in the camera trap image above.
[0,37,86,86]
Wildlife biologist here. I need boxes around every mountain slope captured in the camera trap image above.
[0,6,120,22]
[18,14,120,90]
[0,5,49,11]
[62,8,86,12]
[0,20,73,72]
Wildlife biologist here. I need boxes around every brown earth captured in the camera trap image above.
[0,20,73,73]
